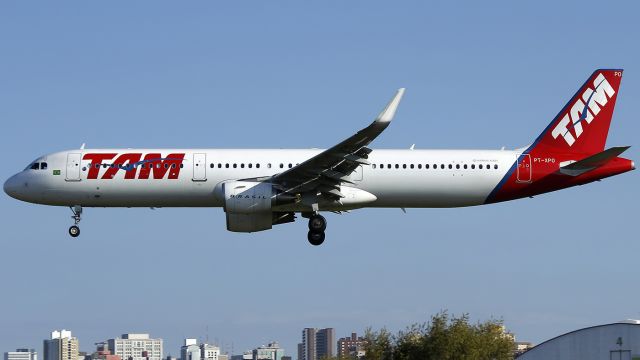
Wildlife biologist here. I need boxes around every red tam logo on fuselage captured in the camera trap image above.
[551,73,616,147]
[82,153,186,179]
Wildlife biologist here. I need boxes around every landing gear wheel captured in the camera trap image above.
[307,230,325,246]
[69,205,83,238]
[69,225,80,237]
[308,214,327,232]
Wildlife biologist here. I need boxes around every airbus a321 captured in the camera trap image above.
[4,69,634,245]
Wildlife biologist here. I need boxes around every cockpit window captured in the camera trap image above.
[24,161,48,171]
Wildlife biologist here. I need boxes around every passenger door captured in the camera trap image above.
[516,154,532,183]
[65,153,82,181]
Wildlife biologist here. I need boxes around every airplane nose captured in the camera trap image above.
[3,174,20,199]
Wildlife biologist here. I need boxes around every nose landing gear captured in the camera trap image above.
[307,213,327,246]
[69,205,82,237]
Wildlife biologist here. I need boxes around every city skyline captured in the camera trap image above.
[1,0,639,358]
[2,328,356,360]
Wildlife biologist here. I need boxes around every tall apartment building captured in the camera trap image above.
[5,349,37,360]
[251,342,284,360]
[107,334,163,360]
[298,328,334,360]
[337,333,366,358]
[44,330,79,360]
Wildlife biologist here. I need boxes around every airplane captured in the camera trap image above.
[3,69,634,246]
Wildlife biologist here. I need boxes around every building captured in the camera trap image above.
[44,330,79,360]
[298,328,334,360]
[516,320,640,359]
[181,339,200,360]
[5,349,37,360]
[315,329,334,359]
[199,344,220,360]
[251,342,284,360]
[337,333,367,358]
[229,353,251,360]
[107,334,163,360]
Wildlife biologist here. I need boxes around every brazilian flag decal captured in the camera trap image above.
[53,170,61,175]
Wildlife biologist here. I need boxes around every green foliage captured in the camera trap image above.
[362,311,514,360]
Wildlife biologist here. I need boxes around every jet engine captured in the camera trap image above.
[220,181,295,232]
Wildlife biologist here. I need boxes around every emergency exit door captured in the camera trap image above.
[192,153,207,181]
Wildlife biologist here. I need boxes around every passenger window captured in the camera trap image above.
[418,164,422,169]
[180,164,184,168]
[280,163,284,168]
[233,164,237,168]
[288,163,293,168]
[456,164,460,169]
[248,163,252,168]
[440,164,445,169]
[257,163,261,168]
[372,164,377,169]
[494,164,498,169]
[402,164,406,169]
[171,164,176,169]
[395,164,399,169]
[425,164,429,169]
[210,163,214,168]
[241,163,245,168]
[448,164,452,169]
[387,164,391,169]
[225,164,229,168]
[267,163,271,168]
[218,163,222,168]
[410,164,414,169]
[479,164,483,169]
[471,164,475,169]
[464,164,467,169]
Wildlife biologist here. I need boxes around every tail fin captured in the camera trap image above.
[531,69,623,155]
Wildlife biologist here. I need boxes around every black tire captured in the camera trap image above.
[69,225,80,238]
[308,214,327,232]
[307,230,325,246]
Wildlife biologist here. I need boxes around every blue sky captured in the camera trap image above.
[0,0,638,357]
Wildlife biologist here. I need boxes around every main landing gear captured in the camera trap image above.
[307,213,327,246]
[69,205,82,238]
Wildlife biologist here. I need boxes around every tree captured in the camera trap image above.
[362,311,514,360]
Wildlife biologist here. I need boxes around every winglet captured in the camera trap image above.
[375,88,405,123]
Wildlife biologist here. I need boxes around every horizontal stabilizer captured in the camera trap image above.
[559,146,630,176]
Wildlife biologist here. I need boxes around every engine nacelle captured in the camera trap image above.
[222,181,274,232]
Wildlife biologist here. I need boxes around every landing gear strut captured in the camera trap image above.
[69,205,82,237]
[307,214,327,246]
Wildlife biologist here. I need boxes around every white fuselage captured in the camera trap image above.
[6,148,519,210]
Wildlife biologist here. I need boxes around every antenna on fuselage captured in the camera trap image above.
[80,143,86,150]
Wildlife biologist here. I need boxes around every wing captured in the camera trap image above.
[270,88,405,200]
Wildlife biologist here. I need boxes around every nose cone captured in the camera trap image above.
[4,174,21,199]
